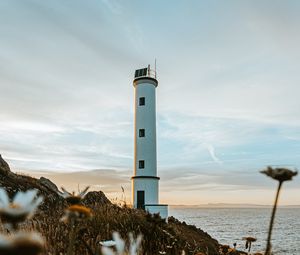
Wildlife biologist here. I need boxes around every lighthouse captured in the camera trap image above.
[131,65,168,219]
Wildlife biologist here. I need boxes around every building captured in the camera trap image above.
[131,65,168,219]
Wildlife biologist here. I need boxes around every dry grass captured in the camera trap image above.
[10,203,220,255]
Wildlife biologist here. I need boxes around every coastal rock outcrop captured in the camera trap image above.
[38,176,59,192]
[0,154,11,174]
[83,190,111,206]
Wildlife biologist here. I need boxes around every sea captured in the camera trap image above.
[169,207,300,255]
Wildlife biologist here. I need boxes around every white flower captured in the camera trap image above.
[0,231,44,255]
[101,232,142,255]
[0,188,43,225]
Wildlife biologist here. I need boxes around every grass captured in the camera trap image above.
[12,203,219,255]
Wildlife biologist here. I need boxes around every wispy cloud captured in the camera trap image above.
[204,143,222,164]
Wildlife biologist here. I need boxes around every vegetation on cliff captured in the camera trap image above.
[0,155,221,255]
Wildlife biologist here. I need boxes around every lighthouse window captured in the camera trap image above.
[139,129,145,137]
[138,160,145,169]
[139,97,145,106]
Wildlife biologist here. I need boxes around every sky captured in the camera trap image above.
[0,0,299,205]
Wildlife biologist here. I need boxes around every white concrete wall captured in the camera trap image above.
[132,177,159,208]
[134,80,157,177]
[145,205,168,219]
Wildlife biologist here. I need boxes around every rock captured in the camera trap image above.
[38,177,59,192]
[83,191,111,206]
[0,154,11,174]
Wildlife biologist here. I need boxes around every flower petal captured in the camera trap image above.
[60,187,72,198]
[129,233,142,255]
[0,188,9,207]
[27,196,44,216]
[0,234,10,247]
[14,190,38,207]
[100,240,116,247]
[79,186,90,198]
[113,232,125,255]
[101,246,115,255]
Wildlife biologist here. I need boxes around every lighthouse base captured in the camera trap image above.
[145,204,168,219]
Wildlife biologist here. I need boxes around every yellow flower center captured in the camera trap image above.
[68,205,92,217]
[9,203,21,209]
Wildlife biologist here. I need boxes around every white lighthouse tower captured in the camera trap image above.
[131,65,168,219]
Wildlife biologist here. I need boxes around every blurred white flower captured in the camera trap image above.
[0,231,44,255]
[59,186,89,205]
[101,232,142,255]
[0,188,43,226]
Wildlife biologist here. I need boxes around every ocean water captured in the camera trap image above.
[169,207,300,255]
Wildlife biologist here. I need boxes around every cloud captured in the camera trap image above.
[0,113,133,171]
[157,112,300,172]
[163,166,300,191]
[16,166,300,205]
[0,1,300,204]
[204,143,222,164]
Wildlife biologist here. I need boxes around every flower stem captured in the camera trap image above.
[80,236,94,255]
[67,219,76,255]
[265,181,282,255]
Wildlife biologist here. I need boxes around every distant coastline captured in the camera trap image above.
[169,203,300,208]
